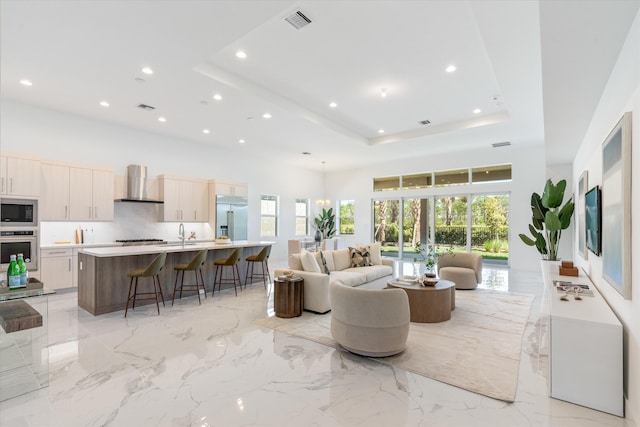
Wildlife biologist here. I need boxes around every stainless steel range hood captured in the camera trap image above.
[115,165,164,204]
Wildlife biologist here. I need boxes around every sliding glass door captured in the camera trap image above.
[373,193,510,264]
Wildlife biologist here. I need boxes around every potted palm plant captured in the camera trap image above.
[314,208,336,240]
[519,179,574,267]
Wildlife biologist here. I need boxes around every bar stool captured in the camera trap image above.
[212,247,243,297]
[125,252,167,317]
[172,249,208,305]
[244,245,271,290]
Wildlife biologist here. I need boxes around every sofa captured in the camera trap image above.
[437,252,483,290]
[330,280,409,357]
[274,243,395,314]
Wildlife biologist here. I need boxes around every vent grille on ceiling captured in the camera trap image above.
[492,141,511,148]
[419,119,431,125]
[285,10,312,29]
[137,103,155,111]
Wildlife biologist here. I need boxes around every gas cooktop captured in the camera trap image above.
[115,239,167,246]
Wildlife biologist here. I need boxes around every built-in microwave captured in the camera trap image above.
[0,198,38,227]
[0,230,38,272]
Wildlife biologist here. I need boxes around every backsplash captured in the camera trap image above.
[40,203,213,245]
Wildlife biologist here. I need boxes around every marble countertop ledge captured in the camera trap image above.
[78,241,274,257]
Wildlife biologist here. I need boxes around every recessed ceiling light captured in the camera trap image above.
[19,79,33,86]
[158,117,166,122]
[141,67,153,75]
[329,102,337,108]
[446,65,457,73]
[473,108,481,114]
[235,50,247,59]
[238,139,245,144]
[262,113,272,119]
[378,129,385,134]
[380,88,387,98]
[213,93,222,101]
[203,129,210,134]
[99,101,109,107]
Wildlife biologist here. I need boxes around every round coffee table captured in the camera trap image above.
[387,279,455,323]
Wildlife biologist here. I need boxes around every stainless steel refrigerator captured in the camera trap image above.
[216,195,248,240]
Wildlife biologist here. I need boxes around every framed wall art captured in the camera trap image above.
[601,112,632,299]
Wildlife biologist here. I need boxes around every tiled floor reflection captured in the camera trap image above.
[0,266,633,427]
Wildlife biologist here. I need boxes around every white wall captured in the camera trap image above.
[0,100,324,267]
[324,143,546,271]
[571,9,640,421]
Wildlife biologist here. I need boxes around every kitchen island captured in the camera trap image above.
[77,241,272,315]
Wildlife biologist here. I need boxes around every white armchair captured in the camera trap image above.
[330,280,410,357]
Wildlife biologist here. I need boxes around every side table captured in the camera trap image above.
[274,277,304,318]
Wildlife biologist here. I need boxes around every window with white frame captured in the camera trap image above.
[295,198,310,236]
[260,195,278,237]
[338,200,355,234]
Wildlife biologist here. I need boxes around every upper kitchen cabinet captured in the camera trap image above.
[211,180,248,197]
[41,163,71,220]
[40,162,114,221]
[0,154,41,197]
[69,167,114,221]
[158,176,208,222]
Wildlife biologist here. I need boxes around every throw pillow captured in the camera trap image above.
[349,246,373,267]
[333,248,352,270]
[300,249,321,273]
[368,242,382,265]
[321,251,336,271]
[319,251,330,274]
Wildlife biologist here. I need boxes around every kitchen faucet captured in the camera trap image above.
[178,223,185,247]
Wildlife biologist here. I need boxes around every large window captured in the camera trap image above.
[295,198,309,236]
[402,198,431,257]
[338,200,355,234]
[374,164,511,191]
[471,194,509,261]
[260,195,278,237]
[296,199,309,236]
[373,199,400,257]
[434,196,468,251]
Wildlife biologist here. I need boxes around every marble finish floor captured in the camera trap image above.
[0,266,634,426]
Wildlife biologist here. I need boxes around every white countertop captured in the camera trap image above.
[545,270,621,326]
[77,241,273,257]
[41,242,124,250]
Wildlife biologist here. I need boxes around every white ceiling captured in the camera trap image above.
[1,0,638,171]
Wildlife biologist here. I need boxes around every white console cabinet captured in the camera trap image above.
[543,269,623,416]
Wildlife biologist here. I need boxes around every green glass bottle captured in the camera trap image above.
[17,253,28,285]
[7,254,22,289]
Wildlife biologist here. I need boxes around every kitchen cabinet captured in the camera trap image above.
[40,248,74,290]
[40,163,114,221]
[159,176,208,222]
[0,155,41,197]
[40,163,71,220]
[69,167,114,221]
[212,180,248,197]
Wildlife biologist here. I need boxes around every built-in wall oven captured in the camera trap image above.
[0,230,38,273]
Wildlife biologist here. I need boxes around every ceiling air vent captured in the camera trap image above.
[492,141,511,148]
[285,10,312,30]
[419,119,431,125]
[137,103,155,111]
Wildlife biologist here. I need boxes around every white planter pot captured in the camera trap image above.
[540,259,561,278]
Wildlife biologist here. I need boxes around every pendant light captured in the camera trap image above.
[315,161,331,206]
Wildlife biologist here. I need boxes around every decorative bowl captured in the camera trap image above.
[422,278,439,286]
